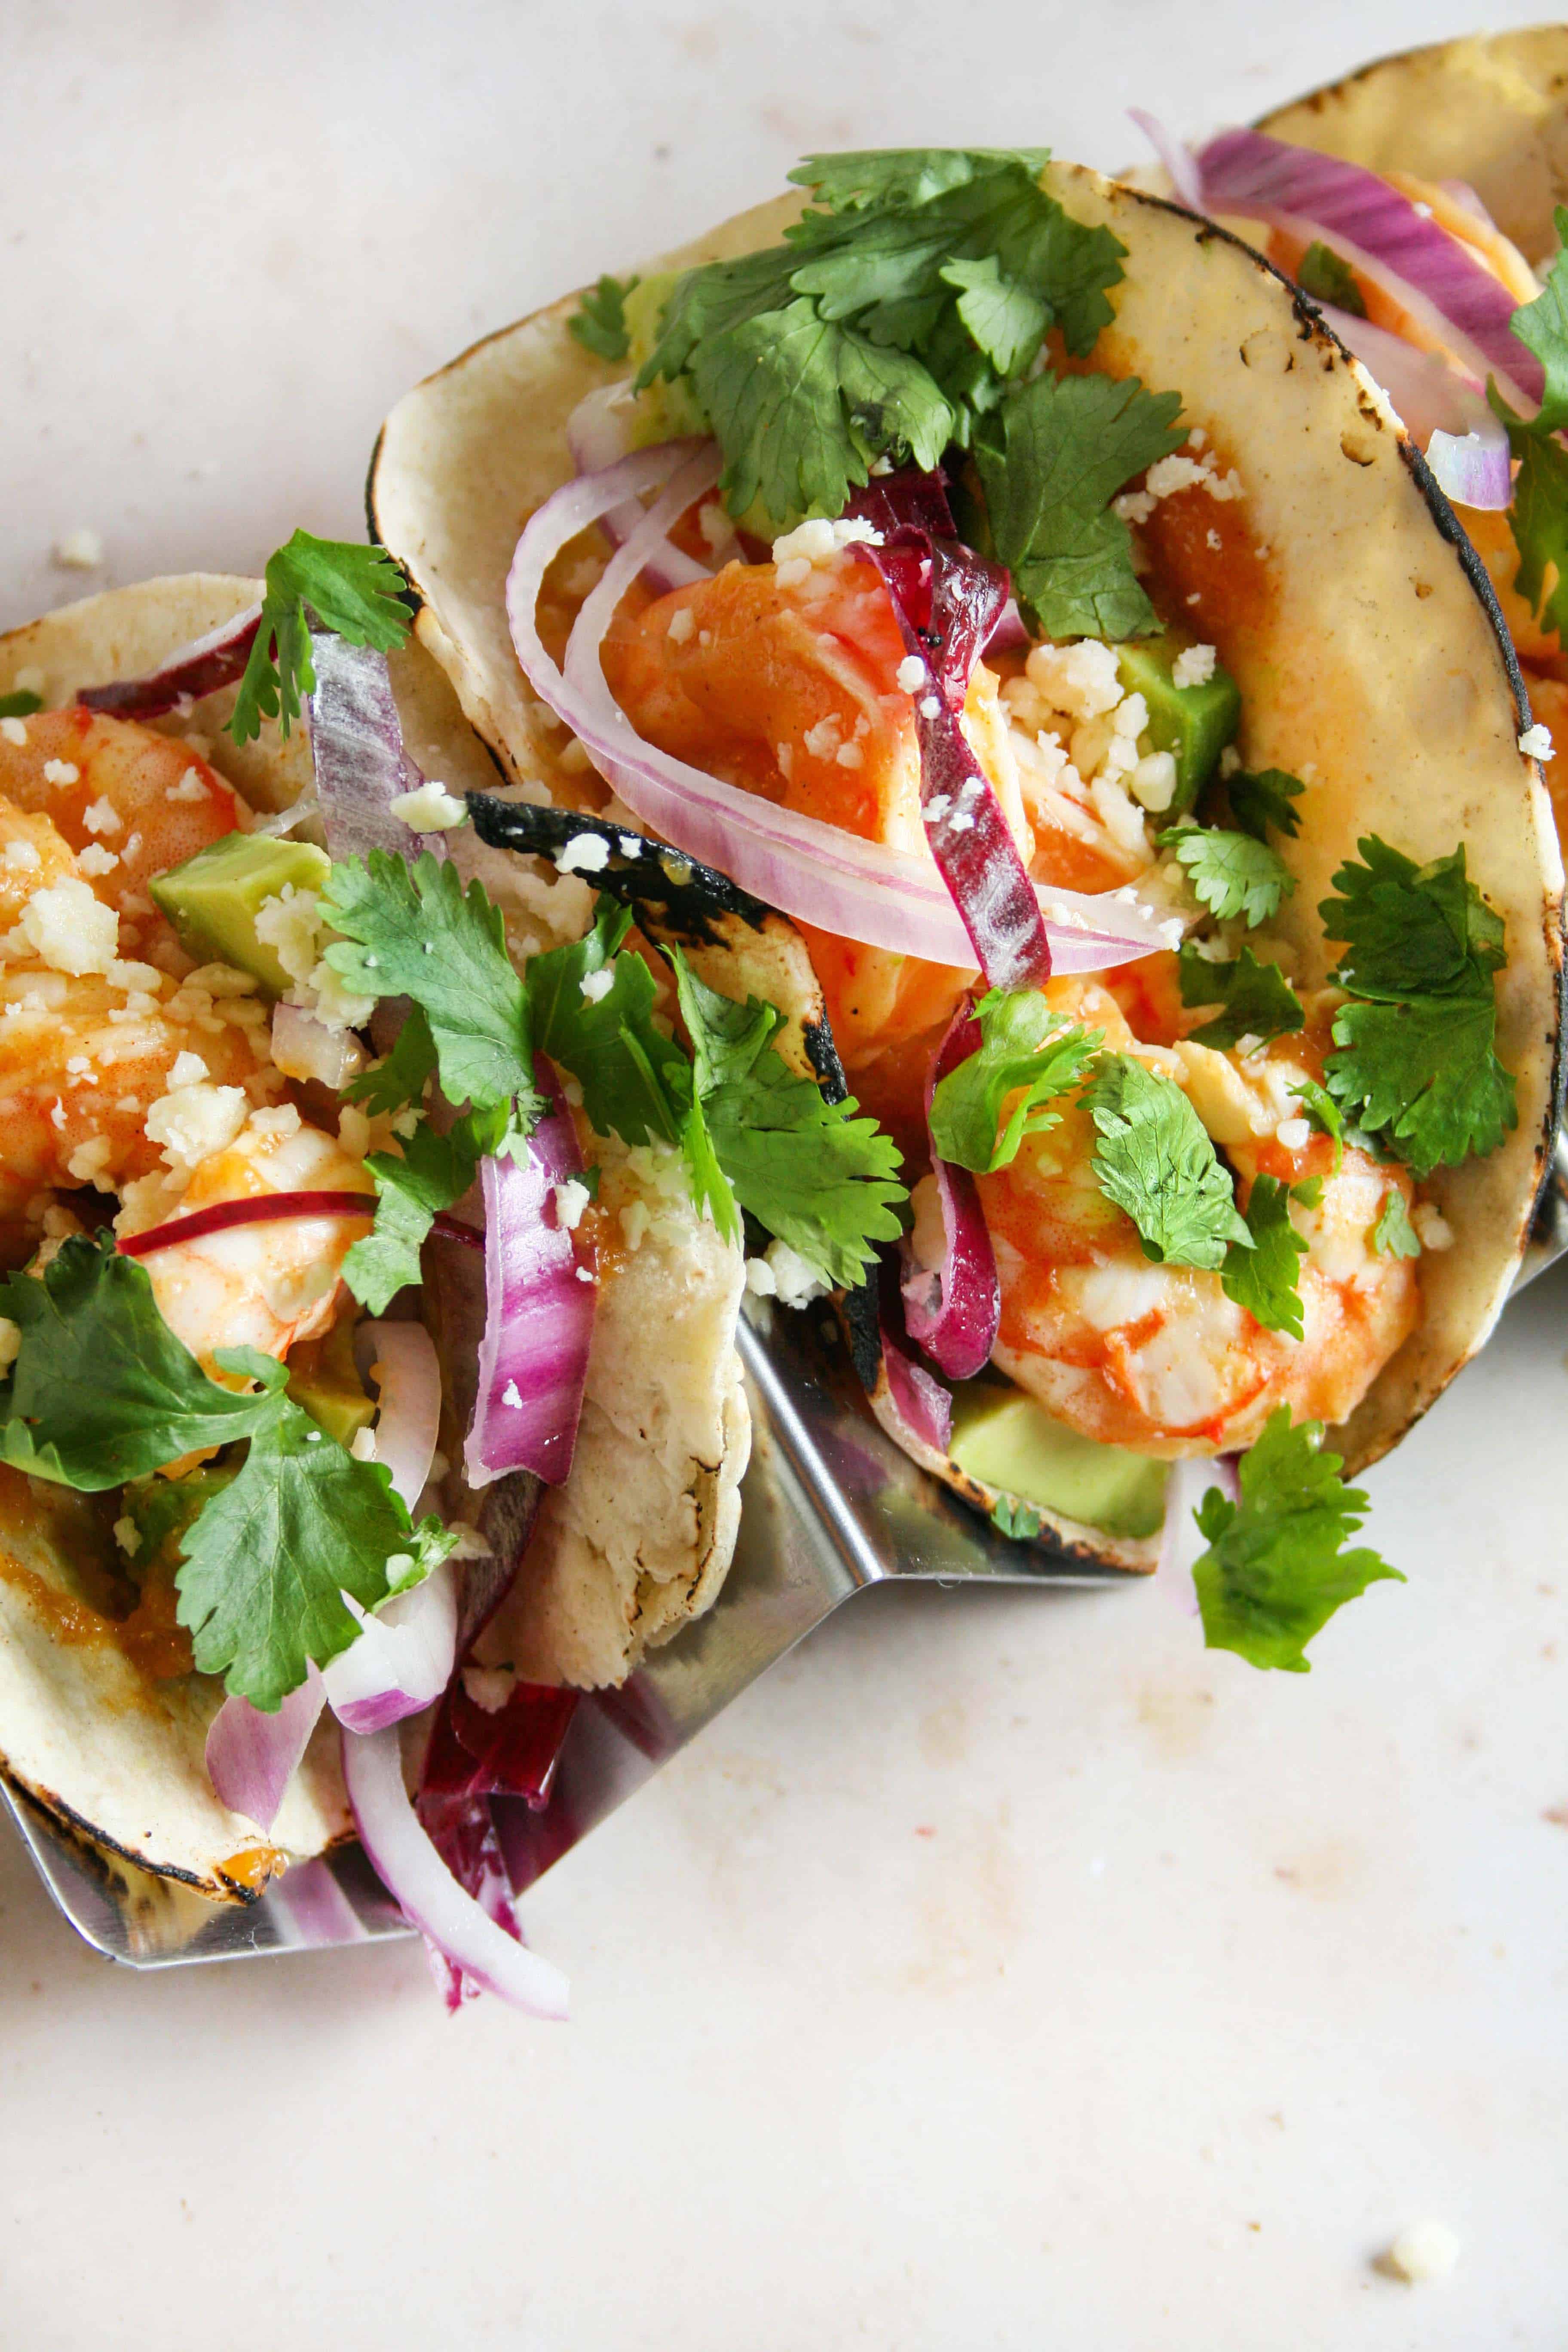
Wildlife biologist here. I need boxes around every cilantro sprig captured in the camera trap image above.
[1221,1173,1308,1338]
[0,1237,455,1708]
[229,531,413,747]
[1319,837,1515,1178]
[928,989,1102,1172]
[975,370,1185,639]
[635,147,1127,530]
[1177,943,1302,1051]
[1082,1054,1250,1270]
[1193,1408,1402,1672]
[570,272,640,361]
[1158,824,1295,928]
[1491,208,1568,640]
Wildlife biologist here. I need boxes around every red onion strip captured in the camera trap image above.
[357,1318,442,1510]
[1191,127,1539,412]
[322,1563,458,1736]
[205,1670,326,1833]
[465,1058,595,1491]
[1312,303,1512,507]
[306,632,447,864]
[880,1326,954,1456]
[76,603,263,720]
[508,447,1172,972]
[901,1001,1001,1380]
[342,1721,569,2018]
[567,385,712,594]
[117,1189,374,1258]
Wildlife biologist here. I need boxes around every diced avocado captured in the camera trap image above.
[149,833,331,997]
[949,1385,1169,1541]
[623,273,710,443]
[286,1316,375,1449]
[122,1465,237,1575]
[1116,637,1241,817]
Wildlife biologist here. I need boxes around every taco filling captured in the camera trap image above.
[371,150,1558,1684]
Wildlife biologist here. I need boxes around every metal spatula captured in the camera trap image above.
[10,1146,1568,1969]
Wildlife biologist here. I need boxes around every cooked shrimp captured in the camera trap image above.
[116,1106,375,1372]
[0,707,244,935]
[968,975,1420,1456]
[604,547,1027,1115]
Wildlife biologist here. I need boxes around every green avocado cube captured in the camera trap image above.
[286,1316,375,1449]
[1116,637,1241,817]
[948,1386,1169,1541]
[149,833,331,998]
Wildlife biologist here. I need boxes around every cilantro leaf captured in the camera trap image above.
[322,850,540,1119]
[344,1005,437,1115]
[990,1494,1043,1540]
[229,532,412,746]
[176,1358,458,1710]
[527,897,688,1149]
[928,988,1102,1171]
[938,254,1049,378]
[1319,838,1504,998]
[1083,1054,1250,1270]
[1222,1173,1307,1338]
[690,297,954,527]
[1292,1075,1344,1170]
[343,1112,494,1316]
[669,951,905,1286]
[0,689,42,721]
[1225,766,1304,843]
[790,147,1054,215]
[1296,242,1366,317]
[1325,995,1516,1178]
[1319,837,1515,1177]
[977,370,1186,640]
[1372,1189,1421,1258]
[570,272,640,361]
[0,1235,277,1488]
[1158,824,1294,928]
[1192,1407,1402,1672]
[1505,206,1568,436]
[1177,943,1302,1051]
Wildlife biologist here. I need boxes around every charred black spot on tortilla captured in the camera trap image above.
[468,796,780,944]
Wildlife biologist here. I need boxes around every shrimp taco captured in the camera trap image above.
[370,148,1562,1672]
[0,550,874,2008]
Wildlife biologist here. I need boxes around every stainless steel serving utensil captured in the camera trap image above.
[9,1146,1568,1969]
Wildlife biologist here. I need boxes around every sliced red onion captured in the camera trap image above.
[880,1326,954,1455]
[341,1721,569,2017]
[1127,107,1206,213]
[1424,425,1515,510]
[508,445,1172,973]
[117,1188,374,1259]
[417,1795,524,2010]
[1438,179,1496,228]
[1311,303,1513,506]
[567,384,711,594]
[901,1001,1001,1379]
[985,597,1029,655]
[465,1058,595,1490]
[322,1561,458,1736]
[306,632,448,863]
[356,1318,441,1509]
[76,602,263,720]
[205,1669,325,1832]
[1191,127,1540,412]
[270,1001,368,1090]
[844,481,1052,990]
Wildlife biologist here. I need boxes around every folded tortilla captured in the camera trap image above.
[368,162,1563,1569]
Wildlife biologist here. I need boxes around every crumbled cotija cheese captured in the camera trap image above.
[41,759,80,787]
[20,876,119,975]
[554,833,610,875]
[552,1179,591,1231]
[0,718,28,747]
[1172,643,1217,689]
[1519,721,1554,761]
[2,840,40,873]
[666,606,696,645]
[389,779,467,831]
[165,768,210,803]
[145,1082,249,1170]
[579,966,615,1004]
[771,518,884,585]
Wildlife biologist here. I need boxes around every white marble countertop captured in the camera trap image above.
[2,2,1565,2343]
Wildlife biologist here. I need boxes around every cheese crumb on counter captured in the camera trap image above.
[53,529,104,570]
[1386,2220,1461,2283]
